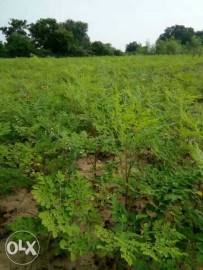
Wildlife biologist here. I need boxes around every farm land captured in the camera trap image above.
[0,55,203,269]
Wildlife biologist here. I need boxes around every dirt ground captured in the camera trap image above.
[0,187,103,270]
[0,156,108,270]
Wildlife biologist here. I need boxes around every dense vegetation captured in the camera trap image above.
[0,56,203,269]
[0,18,123,57]
[0,19,203,57]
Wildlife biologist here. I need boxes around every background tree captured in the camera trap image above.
[125,41,142,54]
[1,19,202,58]
[142,40,155,54]
[29,18,59,49]
[91,41,113,56]
[49,29,74,56]
[195,30,203,45]
[158,25,195,45]
[190,35,202,56]
[0,42,7,57]
[156,37,182,55]
[112,48,123,56]
[5,34,34,57]
[156,39,167,54]
[61,20,91,56]
[0,19,28,40]
[61,20,90,49]
[29,18,91,56]
[165,37,182,54]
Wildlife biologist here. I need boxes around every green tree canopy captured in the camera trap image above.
[61,19,90,47]
[196,30,203,44]
[49,29,74,56]
[125,41,141,54]
[0,41,7,57]
[156,37,182,54]
[91,41,114,56]
[29,18,59,49]
[0,19,202,58]
[0,19,28,40]
[190,35,202,56]
[158,25,195,45]
[6,34,34,57]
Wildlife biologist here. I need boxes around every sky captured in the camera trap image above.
[0,0,203,50]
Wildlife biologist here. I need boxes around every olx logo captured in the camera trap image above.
[5,231,40,265]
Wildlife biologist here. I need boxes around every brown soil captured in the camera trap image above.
[0,155,109,270]
[0,189,37,269]
[76,154,105,178]
[0,188,38,236]
[0,188,101,270]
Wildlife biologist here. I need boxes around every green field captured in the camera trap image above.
[0,55,203,269]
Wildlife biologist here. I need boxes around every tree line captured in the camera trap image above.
[0,18,202,57]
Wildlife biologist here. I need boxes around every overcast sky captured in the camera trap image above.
[0,0,203,50]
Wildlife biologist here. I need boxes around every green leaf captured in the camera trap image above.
[194,233,203,242]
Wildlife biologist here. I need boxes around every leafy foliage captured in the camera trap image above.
[6,34,34,57]
[1,20,203,57]
[0,19,28,39]
[125,41,142,54]
[0,56,203,269]
[158,25,195,45]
